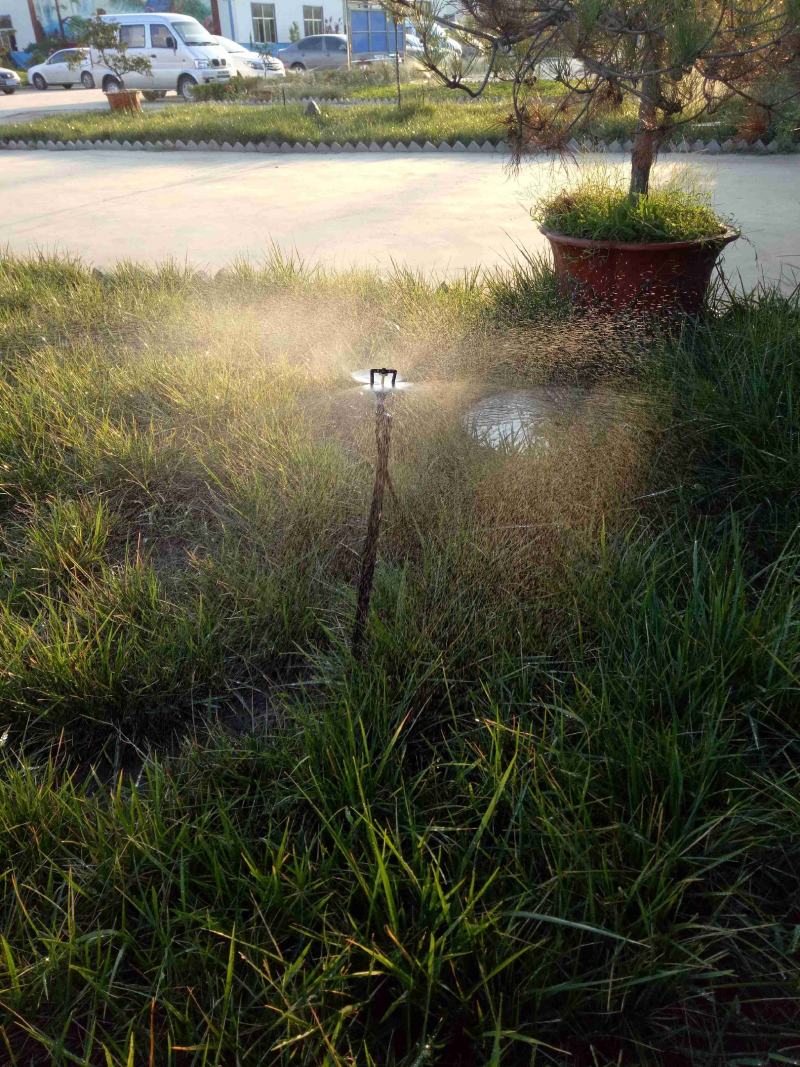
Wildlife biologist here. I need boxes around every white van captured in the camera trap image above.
[95,14,232,99]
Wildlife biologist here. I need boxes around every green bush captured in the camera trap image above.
[734,69,800,150]
[192,75,277,103]
[23,33,70,66]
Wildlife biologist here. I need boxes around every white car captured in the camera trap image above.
[404,24,463,57]
[0,66,22,94]
[28,48,94,90]
[211,35,285,78]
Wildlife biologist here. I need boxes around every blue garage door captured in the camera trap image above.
[350,7,404,54]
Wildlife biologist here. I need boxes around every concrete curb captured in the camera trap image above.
[0,136,793,154]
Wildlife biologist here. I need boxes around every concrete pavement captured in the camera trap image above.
[3,150,799,286]
[0,84,179,125]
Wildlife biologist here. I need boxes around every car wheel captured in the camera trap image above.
[1,88,15,95]
[102,75,122,93]
[32,73,47,90]
[177,74,197,101]
[142,89,167,101]
[81,71,95,89]
[290,62,306,71]
[61,83,73,89]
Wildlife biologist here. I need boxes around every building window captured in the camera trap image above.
[251,3,277,44]
[303,5,324,36]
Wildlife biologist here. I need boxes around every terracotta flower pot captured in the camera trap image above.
[106,88,142,113]
[541,226,739,316]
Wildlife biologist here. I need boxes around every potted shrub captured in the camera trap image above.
[534,169,738,314]
[397,0,800,314]
[72,16,153,113]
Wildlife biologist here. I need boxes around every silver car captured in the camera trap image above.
[277,34,348,72]
[0,66,22,94]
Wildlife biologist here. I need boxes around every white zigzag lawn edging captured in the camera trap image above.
[0,136,792,154]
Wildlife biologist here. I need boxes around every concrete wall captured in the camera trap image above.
[1,0,37,48]
[219,0,347,48]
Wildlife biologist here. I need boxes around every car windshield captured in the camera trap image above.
[172,20,216,46]
[222,41,247,53]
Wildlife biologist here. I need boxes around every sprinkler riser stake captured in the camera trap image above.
[351,370,399,658]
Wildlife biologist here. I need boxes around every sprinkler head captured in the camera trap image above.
[351,368,410,401]
[370,367,396,389]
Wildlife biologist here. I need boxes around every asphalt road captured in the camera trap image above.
[3,149,799,287]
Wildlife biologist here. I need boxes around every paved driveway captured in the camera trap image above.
[0,84,180,125]
[2,150,799,287]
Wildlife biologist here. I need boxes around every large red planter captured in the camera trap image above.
[541,226,739,316]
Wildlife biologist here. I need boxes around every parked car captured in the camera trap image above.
[0,66,22,94]
[277,33,349,72]
[93,14,231,99]
[28,49,93,90]
[404,24,463,57]
[210,35,285,78]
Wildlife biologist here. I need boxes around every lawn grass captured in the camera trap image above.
[1,252,800,1064]
[0,99,508,146]
[193,77,563,104]
[343,79,564,103]
[2,89,787,149]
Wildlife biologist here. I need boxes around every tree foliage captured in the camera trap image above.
[72,16,154,85]
[392,0,800,193]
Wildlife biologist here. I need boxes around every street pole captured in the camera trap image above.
[394,16,401,108]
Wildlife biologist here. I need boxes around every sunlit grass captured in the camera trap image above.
[0,99,508,146]
[1,252,799,1063]
[2,79,789,149]
[535,166,731,240]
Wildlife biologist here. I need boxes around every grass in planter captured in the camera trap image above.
[0,99,507,146]
[536,168,730,242]
[2,253,800,1063]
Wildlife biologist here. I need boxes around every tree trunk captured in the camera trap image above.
[630,124,656,197]
[209,0,222,36]
[629,43,661,198]
[27,0,43,44]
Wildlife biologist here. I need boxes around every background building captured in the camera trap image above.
[2,0,218,50]
[1,0,38,50]
[2,0,422,58]
[218,0,348,50]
